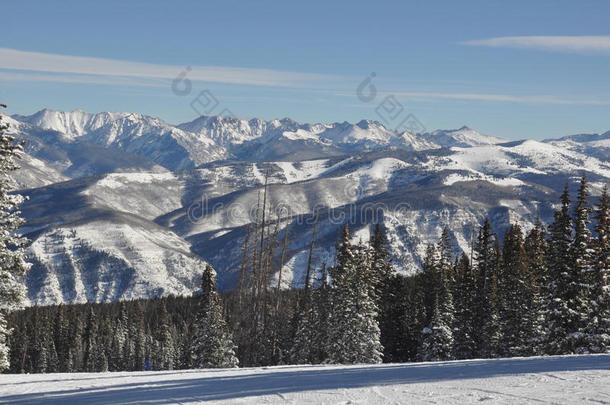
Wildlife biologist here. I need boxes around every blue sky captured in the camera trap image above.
[1,0,609,139]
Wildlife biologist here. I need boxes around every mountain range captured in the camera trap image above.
[6,109,610,305]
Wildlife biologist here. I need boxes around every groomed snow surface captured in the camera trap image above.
[0,355,608,404]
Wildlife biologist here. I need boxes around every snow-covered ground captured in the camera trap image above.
[1,355,608,404]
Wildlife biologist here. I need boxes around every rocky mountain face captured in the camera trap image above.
[6,109,610,305]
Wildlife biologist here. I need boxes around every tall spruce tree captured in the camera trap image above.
[452,253,476,359]
[523,220,547,355]
[473,219,501,358]
[587,185,610,352]
[190,264,239,368]
[419,295,453,361]
[155,301,175,370]
[327,225,382,364]
[569,175,595,352]
[419,231,455,361]
[544,185,577,354]
[421,244,440,326]
[498,224,529,356]
[0,109,30,371]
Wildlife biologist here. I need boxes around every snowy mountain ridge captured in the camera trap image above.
[11,109,506,170]
[5,108,610,305]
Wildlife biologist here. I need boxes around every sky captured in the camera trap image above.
[1,0,609,140]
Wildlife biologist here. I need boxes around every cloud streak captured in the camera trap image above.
[0,48,340,88]
[461,36,610,54]
[392,91,610,105]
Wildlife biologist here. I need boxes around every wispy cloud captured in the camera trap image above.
[393,91,610,105]
[461,36,610,54]
[0,48,340,88]
[335,90,610,105]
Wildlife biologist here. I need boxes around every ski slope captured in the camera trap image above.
[0,355,608,404]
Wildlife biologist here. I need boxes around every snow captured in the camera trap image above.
[282,128,322,142]
[0,355,608,404]
[275,160,330,184]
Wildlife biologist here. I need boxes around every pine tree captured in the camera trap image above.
[544,185,577,354]
[379,274,409,362]
[326,225,383,364]
[419,231,455,361]
[53,305,70,372]
[473,219,501,358]
[190,264,239,368]
[421,243,440,326]
[452,253,476,359]
[83,307,99,372]
[587,185,610,352]
[523,220,547,355]
[289,289,315,364]
[498,224,529,356]
[419,295,453,362]
[569,175,595,352]
[370,224,401,362]
[155,301,175,370]
[0,109,30,371]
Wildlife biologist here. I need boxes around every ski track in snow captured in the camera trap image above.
[0,355,608,404]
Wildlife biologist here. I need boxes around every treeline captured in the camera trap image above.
[6,176,610,373]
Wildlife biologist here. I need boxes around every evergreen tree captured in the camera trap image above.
[452,253,476,359]
[190,264,239,368]
[53,305,70,372]
[421,243,440,326]
[289,289,315,364]
[473,219,501,358]
[419,295,453,361]
[523,220,547,355]
[0,109,30,371]
[419,231,455,361]
[498,224,529,356]
[83,307,99,372]
[155,301,175,370]
[587,185,610,352]
[379,274,409,362]
[544,185,578,354]
[569,175,595,352]
[327,225,383,364]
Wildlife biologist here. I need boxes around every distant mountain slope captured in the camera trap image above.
[11,109,506,173]
[7,109,609,305]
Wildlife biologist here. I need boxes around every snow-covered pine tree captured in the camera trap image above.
[569,175,595,352]
[544,185,576,354]
[419,294,453,362]
[587,185,610,352]
[289,288,315,364]
[523,219,547,355]
[370,224,402,362]
[419,231,455,361]
[421,243,440,326]
[326,225,383,364]
[0,109,29,372]
[473,219,501,358]
[498,224,529,356]
[452,253,476,359]
[155,301,175,370]
[190,264,239,368]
